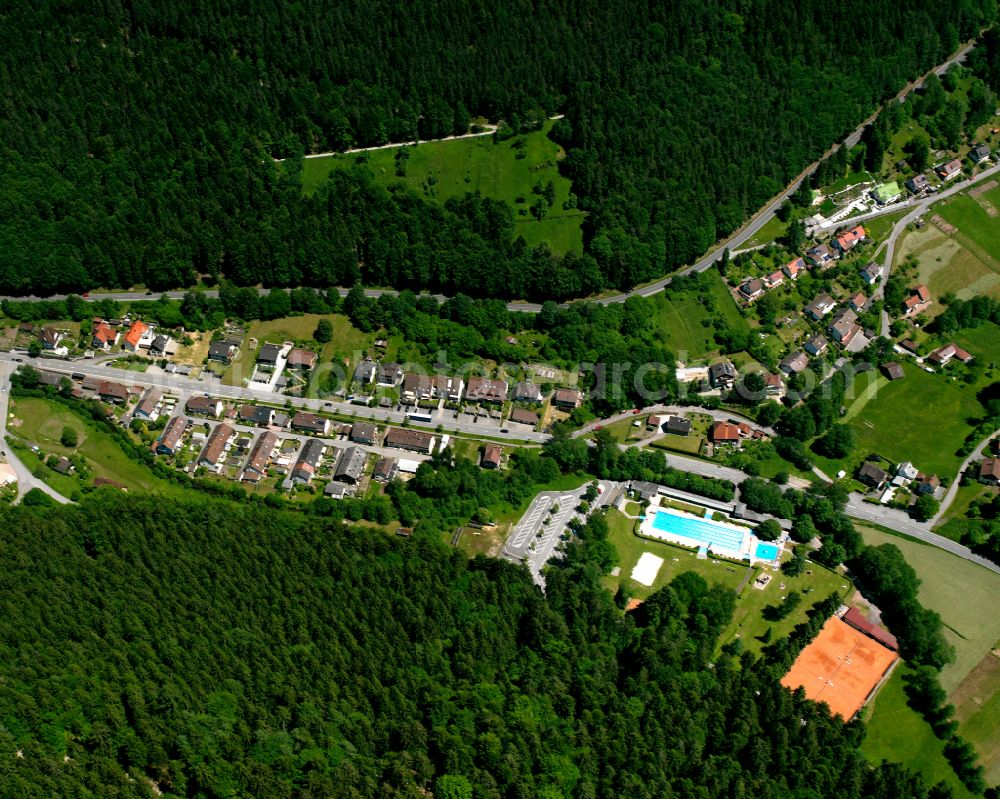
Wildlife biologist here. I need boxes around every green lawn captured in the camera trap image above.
[9,397,185,498]
[823,168,874,194]
[938,193,1000,264]
[299,120,583,255]
[857,525,1000,694]
[862,664,978,799]
[898,224,1000,302]
[955,320,1000,369]
[827,362,982,480]
[952,653,1000,785]
[653,272,749,361]
[602,508,748,601]
[746,214,788,247]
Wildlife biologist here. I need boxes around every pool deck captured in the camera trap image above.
[638,498,782,566]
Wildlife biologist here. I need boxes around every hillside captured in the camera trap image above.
[0,1,994,298]
[0,493,944,798]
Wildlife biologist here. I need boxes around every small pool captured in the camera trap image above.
[754,542,780,561]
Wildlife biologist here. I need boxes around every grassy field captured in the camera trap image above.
[955,320,1000,369]
[862,664,978,799]
[937,193,1000,264]
[9,397,185,498]
[952,652,1000,784]
[653,272,750,361]
[825,362,981,479]
[745,215,788,247]
[899,224,1000,302]
[857,525,1000,693]
[602,508,748,600]
[299,120,583,255]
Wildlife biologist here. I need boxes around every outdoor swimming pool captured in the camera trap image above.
[755,542,780,561]
[650,509,745,552]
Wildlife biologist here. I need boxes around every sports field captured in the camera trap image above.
[299,120,583,255]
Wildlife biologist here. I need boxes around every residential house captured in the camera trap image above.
[552,388,583,410]
[779,351,809,375]
[241,432,278,483]
[833,225,866,255]
[936,159,962,180]
[39,327,62,350]
[763,373,783,395]
[334,446,367,484]
[710,421,741,445]
[257,343,283,365]
[857,461,889,489]
[98,381,128,404]
[354,358,378,386]
[806,243,834,267]
[465,376,509,404]
[199,423,235,468]
[805,294,836,320]
[906,174,930,193]
[208,340,239,363]
[385,427,436,454]
[186,396,222,417]
[375,362,404,387]
[902,285,932,316]
[738,278,765,302]
[122,321,149,352]
[859,263,882,285]
[133,388,162,420]
[664,416,692,436]
[900,339,920,355]
[291,438,325,484]
[350,421,378,445]
[980,457,1000,486]
[291,411,329,435]
[509,408,539,426]
[433,374,465,402]
[895,461,920,483]
[401,373,434,403]
[238,404,274,426]
[970,144,991,165]
[916,474,940,495]
[848,292,868,312]
[828,307,861,347]
[481,444,502,469]
[882,362,905,381]
[286,348,317,370]
[871,182,902,205]
[763,270,785,289]
[37,371,62,388]
[783,257,806,280]
[156,416,189,455]
[148,335,171,357]
[928,343,973,366]
[324,482,348,499]
[373,457,398,482]
[91,320,119,350]
[804,334,828,356]
[513,381,543,403]
[708,361,737,390]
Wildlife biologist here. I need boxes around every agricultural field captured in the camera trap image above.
[895,223,1000,302]
[858,525,1000,785]
[937,192,1000,267]
[8,397,185,499]
[820,362,982,480]
[299,120,584,255]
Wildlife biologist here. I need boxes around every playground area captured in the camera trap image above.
[637,499,782,566]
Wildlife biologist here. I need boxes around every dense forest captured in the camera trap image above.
[0,1,996,298]
[0,493,956,798]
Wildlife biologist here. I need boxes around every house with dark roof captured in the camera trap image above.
[401,373,433,402]
[857,461,889,489]
[208,340,239,363]
[481,444,503,469]
[738,278,764,302]
[39,327,63,350]
[241,431,277,483]
[433,374,465,402]
[859,263,882,285]
[980,457,1000,486]
[779,351,809,375]
[334,446,367,484]
[552,388,583,409]
[257,343,283,365]
[805,294,837,320]
[98,381,129,404]
[708,361,737,390]
[513,382,543,403]
[373,457,398,482]
[291,411,329,435]
[134,388,162,420]
[806,243,834,267]
[156,416,189,455]
[199,423,235,468]
[186,396,222,417]
[881,362,905,381]
[906,174,930,193]
[375,362,403,387]
[148,334,171,356]
[970,143,991,165]
[37,371,62,388]
[286,348,317,370]
[664,416,692,436]
[385,427,436,454]
[354,359,377,384]
[804,334,828,356]
[239,404,274,426]
[350,421,378,445]
[936,159,962,180]
[324,482,348,499]
[828,308,861,347]
[291,438,325,484]
[465,376,509,404]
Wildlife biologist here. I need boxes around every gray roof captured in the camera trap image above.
[258,343,283,364]
[334,446,367,483]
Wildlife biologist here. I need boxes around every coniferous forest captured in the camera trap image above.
[0,493,952,798]
[0,1,995,298]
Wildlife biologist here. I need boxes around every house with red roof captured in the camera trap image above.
[123,321,150,352]
[833,225,866,255]
[902,285,932,316]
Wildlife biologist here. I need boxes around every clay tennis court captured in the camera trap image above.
[781,617,898,719]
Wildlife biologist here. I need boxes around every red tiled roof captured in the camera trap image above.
[711,421,740,442]
[124,321,148,347]
[842,607,899,651]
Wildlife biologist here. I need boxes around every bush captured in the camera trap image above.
[60,426,78,448]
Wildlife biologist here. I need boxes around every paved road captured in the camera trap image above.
[931,430,998,526]
[0,365,72,504]
[572,404,776,439]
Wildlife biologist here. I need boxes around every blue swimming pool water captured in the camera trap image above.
[754,542,780,561]
[650,510,745,551]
